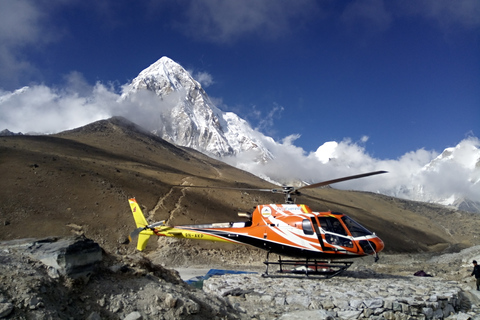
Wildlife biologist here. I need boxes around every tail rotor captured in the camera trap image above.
[127,198,165,251]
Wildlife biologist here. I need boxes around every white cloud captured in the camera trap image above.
[0,83,113,134]
[398,0,480,29]
[0,76,190,134]
[193,71,214,88]
[230,132,479,204]
[340,0,480,39]
[175,0,480,45]
[0,0,48,88]
[0,0,135,89]
[177,0,320,43]
[119,85,187,132]
[341,0,393,34]
[253,103,284,134]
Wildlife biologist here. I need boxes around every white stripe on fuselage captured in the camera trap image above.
[264,215,320,251]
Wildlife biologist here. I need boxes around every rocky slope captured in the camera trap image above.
[1,117,479,257]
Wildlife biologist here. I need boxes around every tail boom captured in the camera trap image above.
[153,226,240,244]
[128,198,245,251]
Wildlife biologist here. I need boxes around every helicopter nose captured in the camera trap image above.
[359,236,384,255]
[374,236,385,253]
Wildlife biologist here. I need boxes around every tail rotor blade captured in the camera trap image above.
[128,227,145,243]
[128,221,165,243]
[149,220,165,228]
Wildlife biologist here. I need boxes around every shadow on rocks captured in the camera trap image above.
[340,269,411,279]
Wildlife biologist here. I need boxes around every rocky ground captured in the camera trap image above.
[0,236,236,320]
[202,249,480,320]
[1,236,480,320]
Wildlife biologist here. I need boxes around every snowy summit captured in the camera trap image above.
[122,57,272,161]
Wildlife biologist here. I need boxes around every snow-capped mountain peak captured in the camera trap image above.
[121,56,272,160]
[0,86,30,104]
[424,140,480,173]
[129,57,203,98]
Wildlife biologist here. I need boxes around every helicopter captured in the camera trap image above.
[128,171,387,278]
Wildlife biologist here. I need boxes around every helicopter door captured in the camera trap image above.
[307,217,334,251]
[318,217,354,249]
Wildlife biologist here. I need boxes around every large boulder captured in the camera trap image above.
[18,236,103,279]
[29,236,102,279]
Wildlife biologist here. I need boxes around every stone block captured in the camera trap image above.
[332,298,349,310]
[0,302,13,318]
[365,298,384,309]
[124,311,142,320]
[322,299,335,310]
[349,299,364,309]
[27,236,102,279]
[443,303,455,317]
[286,294,311,308]
[337,310,361,320]
[278,309,334,320]
[422,307,433,318]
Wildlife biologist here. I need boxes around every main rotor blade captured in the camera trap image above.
[169,170,387,201]
[297,170,388,191]
[172,185,273,192]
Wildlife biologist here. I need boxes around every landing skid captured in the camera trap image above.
[262,252,353,279]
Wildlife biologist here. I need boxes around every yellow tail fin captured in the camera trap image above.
[128,198,154,251]
[129,198,149,228]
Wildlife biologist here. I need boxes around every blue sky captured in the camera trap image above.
[0,0,479,160]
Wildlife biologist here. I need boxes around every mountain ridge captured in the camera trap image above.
[1,117,479,256]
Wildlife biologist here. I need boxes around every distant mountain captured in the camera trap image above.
[0,86,29,104]
[121,56,272,161]
[0,129,23,136]
[314,140,480,213]
[419,143,480,212]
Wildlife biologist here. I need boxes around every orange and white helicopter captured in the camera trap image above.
[128,171,387,278]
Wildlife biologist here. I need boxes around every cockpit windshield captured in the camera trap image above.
[318,216,352,247]
[341,216,372,237]
[318,217,347,236]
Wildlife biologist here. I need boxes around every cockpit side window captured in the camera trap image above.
[341,216,372,237]
[318,217,347,236]
[302,219,314,235]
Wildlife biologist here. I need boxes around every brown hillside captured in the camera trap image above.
[1,117,479,259]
